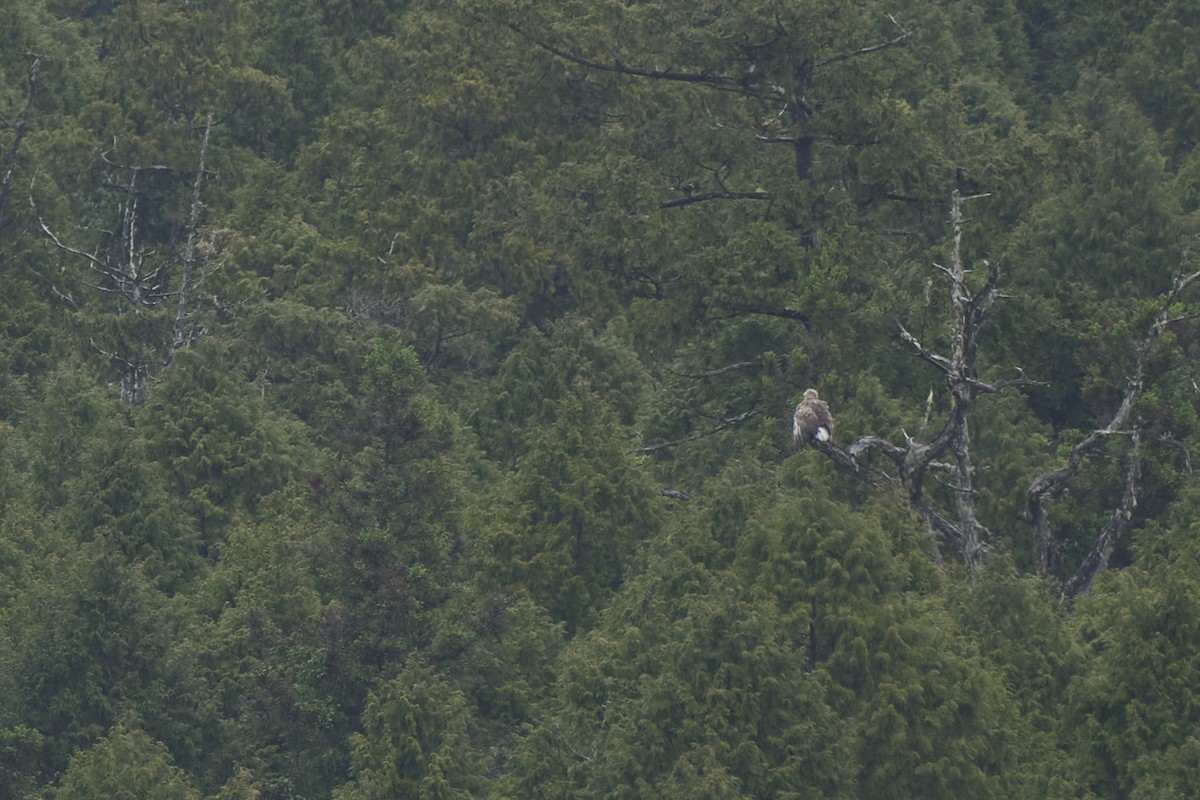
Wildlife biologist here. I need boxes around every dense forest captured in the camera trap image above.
[3,0,1200,796]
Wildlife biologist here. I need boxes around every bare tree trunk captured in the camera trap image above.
[174,113,212,351]
[1060,431,1142,601]
[37,121,216,403]
[816,191,1037,572]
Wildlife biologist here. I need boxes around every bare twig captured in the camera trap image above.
[813,16,915,68]
[630,409,756,454]
[659,190,772,209]
[665,359,761,379]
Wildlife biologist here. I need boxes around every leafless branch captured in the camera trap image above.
[965,370,1047,395]
[897,321,953,373]
[98,139,170,173]
[1026,258,1200,581]
[659,190,772,209]
[813,16,916,68]
[173,113,212,351]
[38,216,105,269]
[718,303,811,328]
[665,359,761,379]
[1061,430,1142,602]
[1158,433,1192,473]
[816,191,1006,571]
[506,22,767,98]
[629,409,756,454]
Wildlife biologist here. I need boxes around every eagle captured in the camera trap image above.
[793,388,833,450]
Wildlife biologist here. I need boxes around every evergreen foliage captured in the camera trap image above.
[2,0,1200,796]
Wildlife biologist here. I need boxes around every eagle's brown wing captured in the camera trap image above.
[793,398,833,449]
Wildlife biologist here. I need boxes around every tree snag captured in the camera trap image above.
[37,120,219,404]
[1026,256,1200,600]
[816,190,1039,572]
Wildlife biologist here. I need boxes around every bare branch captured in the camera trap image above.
[98,140,170,173]
[816,191,1009,571]
[1158,433,1192,473]
[964,370,1047,395]
[665,359,761,379]
[659,190,772,209]
[629,409,756,454]
[815,438,968,553]
[48,282,78,309]
[845,435,908,466]
[813,16,915,68]
[723,304,811,327]
[38,216,105,269]
[1027,256,1200,579]
[897,321,953,373]
[1061,430,1142,601]
[173,113,212,351]
[505,22,765,97]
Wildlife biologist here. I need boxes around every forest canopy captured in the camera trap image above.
[3,0,1200,797]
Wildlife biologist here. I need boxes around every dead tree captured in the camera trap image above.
[39,151,172,405]
[816,190,1038,572]
[1026,258,1200,601]
[37,120,216,404]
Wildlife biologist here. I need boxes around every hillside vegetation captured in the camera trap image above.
[3,1,1200,797]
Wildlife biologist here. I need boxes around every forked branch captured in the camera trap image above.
[1027,256,1200,590]
[817,191,1021,572]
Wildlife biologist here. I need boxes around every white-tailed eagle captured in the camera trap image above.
[793,388,833,450]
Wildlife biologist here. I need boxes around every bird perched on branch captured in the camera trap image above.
[793,388,833,450]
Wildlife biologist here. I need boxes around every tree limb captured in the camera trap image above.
[897,321,953,374]
[815,438,966,554]
[722,303,811,327]
[1026,259,1200,579]
[505,22,771,98]
[1061,430,1142,602]
[629,409,756,454]
[659,190,772,209]
[817,191,1005,571]
[812,16,915,68]
[173,113,212,351]
[665,359,761,379]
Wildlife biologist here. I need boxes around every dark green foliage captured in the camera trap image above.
[335,659,485,799]
[54,714,201,800]
[1065,482,1200,799]
[0,537,209,793]
[477,380,662,633]
[143,340,309,543]
[501,529,854,799]
[3,0,1200,797]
